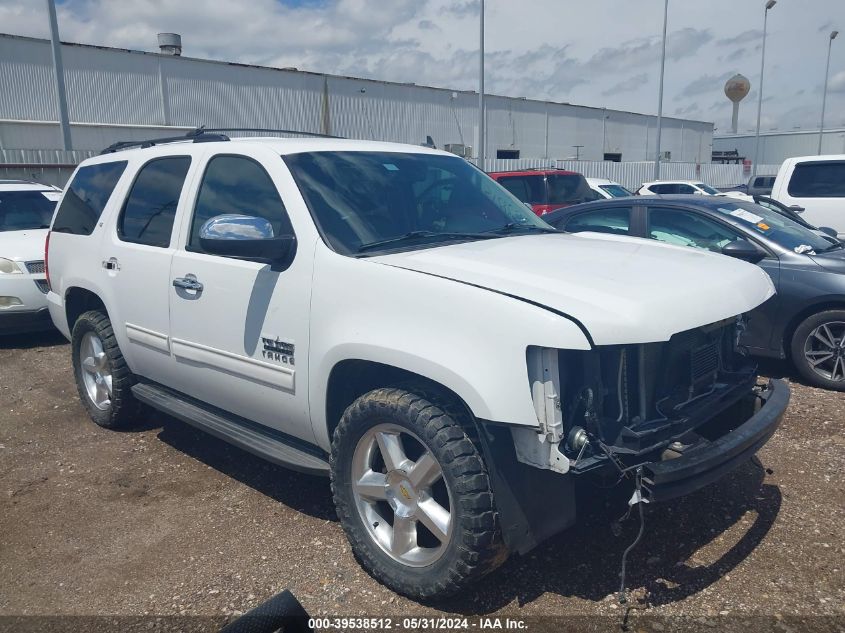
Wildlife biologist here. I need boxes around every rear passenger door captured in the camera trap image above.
[783,161,845,237]
[166,149,316,444]
[100,152,196,381]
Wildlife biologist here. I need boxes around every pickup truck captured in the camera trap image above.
[45,130,789,600]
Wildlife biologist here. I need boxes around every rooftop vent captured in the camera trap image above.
[157,33,182,56]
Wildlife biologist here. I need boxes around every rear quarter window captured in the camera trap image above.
[52,161,128,235]
[787,161,845,198]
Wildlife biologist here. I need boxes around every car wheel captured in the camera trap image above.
[330,387,506,600]
[790,310,845,391]
[71,310,140,428]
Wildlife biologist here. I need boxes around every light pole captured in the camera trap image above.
[653,0,669,180]
[818,30,839,154]
[752,0,776,179]
[478,0,485,172]
[46,0,72,150]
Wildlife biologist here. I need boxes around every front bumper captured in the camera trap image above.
[642,378,789,502]
[0,273,52,334]
[0,307,53,334]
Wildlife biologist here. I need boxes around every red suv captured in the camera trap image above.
[488,169,594,215]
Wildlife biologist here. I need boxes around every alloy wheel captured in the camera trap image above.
[79,331,113,410]
[351,423,453,567]
[804,321,845,383]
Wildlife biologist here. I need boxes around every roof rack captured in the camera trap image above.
[100,126,343,154]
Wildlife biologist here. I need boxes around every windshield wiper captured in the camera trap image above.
[357,230,497,253]
[484,222,558,235]
[818,241,844,253]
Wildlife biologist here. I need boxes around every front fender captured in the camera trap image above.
[308,246,591,449]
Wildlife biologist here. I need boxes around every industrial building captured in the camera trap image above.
[714,128,845,166]
[1,32,714,181]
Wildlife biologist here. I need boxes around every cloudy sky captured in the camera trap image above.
[1,0,843,133]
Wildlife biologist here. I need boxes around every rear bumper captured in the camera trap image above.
[642,378,789,502]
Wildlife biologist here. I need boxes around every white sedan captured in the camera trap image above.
[636,180,721,196]
[0,180,61,334]
[586,177,633,199]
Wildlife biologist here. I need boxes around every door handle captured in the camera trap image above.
[172,275,203,292]
[102,257,120,271]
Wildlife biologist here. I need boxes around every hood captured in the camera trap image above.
[0,228,48,262]
[370,232,775,346]
[810,246,845,273]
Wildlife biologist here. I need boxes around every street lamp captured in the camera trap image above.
[751,0,776,179]
[478,0,485,172]
[653,0,669,180]
[818,30,839,154]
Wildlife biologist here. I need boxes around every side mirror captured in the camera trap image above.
[721,239,765,264]
[819,226,838,238]
[199,214,296,270]
[788,205,805,214]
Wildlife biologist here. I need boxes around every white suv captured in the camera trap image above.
[0,179,61,334]
[771,155,845,238]
[46,131,789,599]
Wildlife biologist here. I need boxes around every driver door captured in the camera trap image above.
[166,149,316,444]
[646,206,781,352]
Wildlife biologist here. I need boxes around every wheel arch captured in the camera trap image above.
[65,286,109,331]
[782,296,845,358]
[323,359,477,448]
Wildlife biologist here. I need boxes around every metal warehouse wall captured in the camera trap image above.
[0,33,713,162]
[714,128,845,166]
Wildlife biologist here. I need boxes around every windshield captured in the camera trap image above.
[548,174,592,205]
[713,200,833,254]
[696,183,721,195]
[284,151,552,255]
[600,184,633,198]
[0,190,58,232]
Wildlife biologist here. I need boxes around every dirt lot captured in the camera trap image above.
[1,332,843,631]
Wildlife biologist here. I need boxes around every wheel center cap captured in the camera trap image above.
[385,471,418,517]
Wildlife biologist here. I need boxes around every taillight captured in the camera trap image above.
[45,231,51,291]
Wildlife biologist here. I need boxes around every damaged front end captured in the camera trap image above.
[478,317,788,556]
[514,316,788,499]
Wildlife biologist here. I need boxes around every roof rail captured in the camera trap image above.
[198,127,343,139]
[100,128,229,154]
[99,126,343,155]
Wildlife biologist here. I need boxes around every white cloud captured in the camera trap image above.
[0,0,843,132]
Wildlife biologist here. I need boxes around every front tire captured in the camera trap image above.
[790,310,845,391]
[330,387,505,600]
[71,310,139,428]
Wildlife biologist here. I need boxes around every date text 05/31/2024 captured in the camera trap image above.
[307,617,528,630]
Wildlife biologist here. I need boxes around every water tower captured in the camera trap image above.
[724,74,751,134]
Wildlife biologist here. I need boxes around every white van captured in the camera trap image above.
[771,155,845,238]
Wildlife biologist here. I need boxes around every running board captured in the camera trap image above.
[131,382,330,476]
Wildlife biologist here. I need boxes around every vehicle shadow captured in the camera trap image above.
[434,461,781,614]
[152,413,336,522]
[0,329,67,350]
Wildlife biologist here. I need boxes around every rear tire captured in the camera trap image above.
[790,310,845,391]
[71,310,139,428]
[330,387,506,600]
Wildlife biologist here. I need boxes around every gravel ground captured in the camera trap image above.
[0,332,843,631]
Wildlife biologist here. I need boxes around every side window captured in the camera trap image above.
[677,184,696,194]
[564,207,630,235]
[787,161,845,198]
[189,155,292,251]
[650,184,675,194]
[117,157,191,247]
[496,176,545,204]
[52,161,127,235]
[648,208,741,252]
